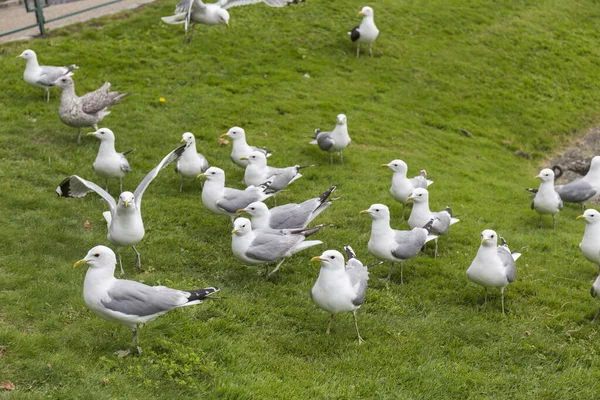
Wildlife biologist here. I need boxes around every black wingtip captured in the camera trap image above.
[56,176,71,197]
[318,184,338,203]
[343,245,357,260]
[188,286,220,302]
[526,188,538,194]
[500,237,508,247]
[422,218,435,233]
[445,206,452,217]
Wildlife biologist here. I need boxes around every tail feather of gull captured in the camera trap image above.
[466,230,519,315]
[220,127,272,168]
[87,128,132,193]
[17,49,79,102]
[56,143,188,274]
[531,168,563,229]
[310,246,369,344]
[381,159,433,219]
[242,151,307,194]
[347,6,379,58]
[310,114,351,165]
[237,185,338,230]
[361,204,436,283]
[231,217,327,277]
[176,132,209,191]
[50,75,130,144]
[74,245,219,357]
[553,156,600,209]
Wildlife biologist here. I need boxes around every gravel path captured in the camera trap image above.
[0,0,155,44]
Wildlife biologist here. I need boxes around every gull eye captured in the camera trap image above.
[330,256,335,260]
[94,253,100,257]
[242,224,246,228]
[491,234,494,238]
[250,207,255,211]
[375,209,379,212]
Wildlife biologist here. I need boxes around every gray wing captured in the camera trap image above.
[391,229,425,260]
[346,258,368,306]
[134,143,187,210]
[315,131,334,151]
[218,0,293,9]
[120,154,131,173]
[245,231,301,261]
[409,176,429,189]
[56,175,116,211]
[217,187,263,213]
[431,211,451,235]
[265,166,301,192]
[497,246,517,283]
[102,280,185,316]
[37,65,74,86]
[555,179,596,203]
[269,199,317,229]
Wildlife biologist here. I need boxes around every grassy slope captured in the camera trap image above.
[2,0,600,398]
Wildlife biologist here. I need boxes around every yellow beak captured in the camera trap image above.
[481,238,487,244]
[220,133,229,138]
[86,132,96,136]
[380,164,389,168]
[197,173,207,178]
[180,138,185,143]
[407,196,414,201]
[73,259,88,268]
[359,210,369,214]
[124,201,129,207]
[311,256,323,262]
[534,176,540,179]
[239,157,248,161]
[577,215,585,219]
[236,209,245,214]
[231,229,238,234]
[358,11,364,16]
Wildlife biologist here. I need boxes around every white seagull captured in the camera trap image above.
[220,127,271,168]
[175,132,209,191]
[310,114,351,165]
[198,166,273,222]
[231,217,326,277]
[161,0,305,43]
[381,159,433,219]
[237,185,337,230]
[407,188,459,258]
[310,246,371,344]
[17,49,78,102]
[466,230,520,314]
[531,168,563,229]
[554,156,600,209]
[51,75,130,144]
[360,204,437,283]
[56,143,187,274]
[74,245,219,357]
[242,151,306,194]
[348,6,379,58]
[88,128,134,192]
[576,209,600,270]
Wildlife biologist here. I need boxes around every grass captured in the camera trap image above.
[2,0,600,397]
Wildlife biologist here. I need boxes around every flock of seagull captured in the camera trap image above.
[14,0,600,355]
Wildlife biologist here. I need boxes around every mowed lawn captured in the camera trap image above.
[2,0,600,398]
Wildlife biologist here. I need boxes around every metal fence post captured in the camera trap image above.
[33,0,47,37]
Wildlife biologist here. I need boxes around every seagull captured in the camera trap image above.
[17,49,78,103]
[50,75,130,144]
[466,230,520,314]
[231,217,326,277]
[175,132,209,191]
[310,246,370,344]
[87,128,134,193]
[381,159,433,219]
[56,143,187,274]
[237,185,337,230]
[531,168,563,229]
[219,127,271,168]
[161,0,305,43]
[348,6,379,58]
[590,274,600,323]
[198,166,273,222]
[74,245,219,357]
[242,151,306,194]
[554,156,600,209]
[576,209,600,270]
[360,204,437,283]
[407,188,459,258]
[310,114,351,165]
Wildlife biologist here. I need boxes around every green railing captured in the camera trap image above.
[0,0,123,38]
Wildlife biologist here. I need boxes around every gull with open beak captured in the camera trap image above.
[219,127,272,168]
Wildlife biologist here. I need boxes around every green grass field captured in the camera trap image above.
[2,0,600,398]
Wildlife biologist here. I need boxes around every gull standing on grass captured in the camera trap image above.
[554,156,600,209]
[466,230,520,314]
[576,209,600,270]
[175,132,209,191]
[220,127,271,168]
[51,75,130,144]
[242,151,307,194]
[56,143,187,274]
[88,128,134,193]
[407,188,459,258]
[17,49,78,102]
[74,245,219,357]
[531,168,563,229]
[348,6,379,58]
[161,0,305,43]
[310,114,351,165]
[381,159,433,219]
[237,185,338,230]
[311,246,374,344]
[361,204,436,283]
[198,167,273,222]
[231,217,326,277]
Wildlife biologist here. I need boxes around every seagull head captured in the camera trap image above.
[73,245,117,270]
[217,8,230,28]
[242,151,267,166]
[221,126,245,141]
[359,203,390,220]
[118,191,135,209]
[17,49,36,61]
[311,250,345,270]
[407,187,428,203]
[381,159,408,173]
[198,166,224,181]
[231,217,252,236]
[359,6,374,17]
[589,156,600,173]
[237,201,269,217]
[535,168,555,182]
[336,114,347,126]
[50,75,75,89]
[87,128,115,141]
[480,229,498,247]
[577,209,600,224]
[181,132,196,145]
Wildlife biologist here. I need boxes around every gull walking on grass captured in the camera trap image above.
[74,245,219,357]
[17,49,78,102]
[348,6,379,58]
[242,151,307,194]
[531,168,563,229]
[382,159,433,219]
[175,132,209,191]
[88,128,134,192]
[466,230,520,314]
[57,144,187,274]
[220,127,271,168]
[310,114,351,165]
[51,75,130,144]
